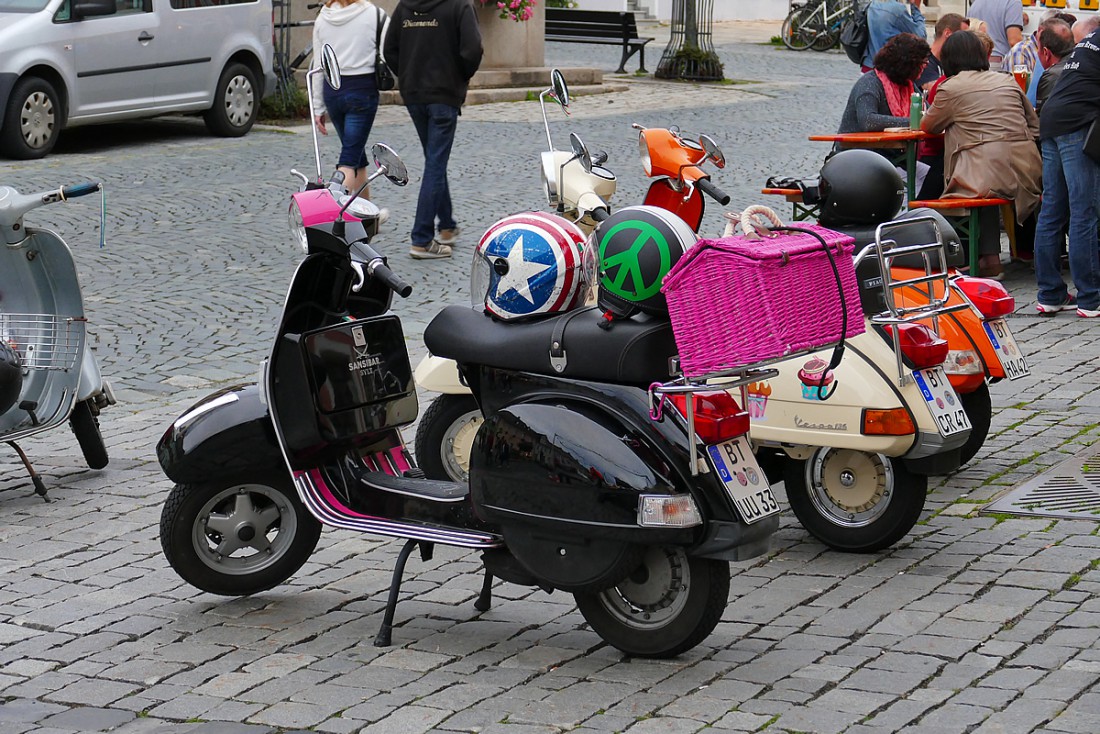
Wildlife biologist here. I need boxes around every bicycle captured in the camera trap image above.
[274,1,321,101]
[781,0,856,52]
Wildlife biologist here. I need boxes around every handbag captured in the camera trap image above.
[1084,119,1100,165]
[374,7,395,91]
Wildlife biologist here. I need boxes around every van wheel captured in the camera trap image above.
[1,76,62,159]
[204,63,258,137]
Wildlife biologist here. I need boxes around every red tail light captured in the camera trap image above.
[669,391,749,444]
[953,276,1015,318]
[884,323,949,369]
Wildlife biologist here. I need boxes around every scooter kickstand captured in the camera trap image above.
[7,441,50,502]
[374,539,419,647]
[475,569,493,612]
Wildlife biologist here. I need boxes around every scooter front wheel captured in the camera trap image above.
[784,449,927,553]
[574,546,730,658]
[414,394,482,482]
[160,474,322,595]
[69,399,108,470]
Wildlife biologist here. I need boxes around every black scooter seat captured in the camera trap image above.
[424,305,679,385]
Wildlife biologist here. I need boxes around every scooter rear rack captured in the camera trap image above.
[859,217,971,386]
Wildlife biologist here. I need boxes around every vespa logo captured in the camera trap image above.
[348,325,382,372]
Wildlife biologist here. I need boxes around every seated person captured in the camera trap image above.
[839,33,931,135]
[920,30,1042,279]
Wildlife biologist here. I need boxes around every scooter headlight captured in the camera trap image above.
[287,200,308,253]
[638,130,652,177]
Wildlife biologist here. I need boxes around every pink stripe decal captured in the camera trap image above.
[305,468,381,519]
[389,447,411,474]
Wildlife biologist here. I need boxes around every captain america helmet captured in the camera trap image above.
[471,212,587,321]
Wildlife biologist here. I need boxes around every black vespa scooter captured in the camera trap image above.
[156,133,780,657]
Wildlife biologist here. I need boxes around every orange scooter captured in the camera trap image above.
[634,124,730,230]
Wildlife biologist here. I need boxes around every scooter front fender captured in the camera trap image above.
[413,354,470,395]
[157,383,284,485]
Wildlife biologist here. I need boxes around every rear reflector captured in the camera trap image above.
[943,349,984,375]
[638,494,703,527]
[669,391,750,444]
[884,322,949,369]
[954,276,1015,318]
[862,408,916,436]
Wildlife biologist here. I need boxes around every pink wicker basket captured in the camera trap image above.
[662,217,865,378]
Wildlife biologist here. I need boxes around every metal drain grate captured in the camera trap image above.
[982,446,1100,521]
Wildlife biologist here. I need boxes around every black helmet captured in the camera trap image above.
[0,341,22,416]
[583,205,698,321]
[818,149,905,227]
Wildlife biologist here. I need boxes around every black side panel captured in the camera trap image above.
[157,384,283,485]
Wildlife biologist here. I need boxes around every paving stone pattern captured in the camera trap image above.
[1,26,1099,734]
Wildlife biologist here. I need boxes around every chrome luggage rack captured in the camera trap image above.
[0,313,85,371]
[857,216,971,386]
[649,359,781,477]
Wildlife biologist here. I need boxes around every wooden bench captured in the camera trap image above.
[761,187,819,222]
[907,197,1013,276]
[545,8,654,74]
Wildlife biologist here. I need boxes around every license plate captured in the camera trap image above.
[983,318,1030,380]
[705,436,781,524]
[913,367,971,436]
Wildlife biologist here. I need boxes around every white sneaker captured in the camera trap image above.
[377,207,390,226]
[410,241,452,260]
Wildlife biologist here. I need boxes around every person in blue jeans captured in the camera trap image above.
[384,0,483,260]
[1032,29,1100,319]
[311,0,387,209]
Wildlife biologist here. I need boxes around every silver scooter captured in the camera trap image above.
[0,182,116,500]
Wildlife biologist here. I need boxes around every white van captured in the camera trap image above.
[0,0,276,159]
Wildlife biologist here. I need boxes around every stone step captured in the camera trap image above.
[380,81,629,107]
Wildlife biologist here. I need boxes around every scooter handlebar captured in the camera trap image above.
[349,240,413,298]
[696,177,730,206]
[61,182,101,200]
[590,207,610,222]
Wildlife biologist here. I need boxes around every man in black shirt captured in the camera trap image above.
[1032,30,1100,318]
[918,13,968,90]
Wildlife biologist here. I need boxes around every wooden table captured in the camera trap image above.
[808,130,937,202]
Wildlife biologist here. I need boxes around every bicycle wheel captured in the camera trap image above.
[781,6,817,51]
[811,25,840,51]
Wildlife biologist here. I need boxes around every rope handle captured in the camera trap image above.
[720,205,785,239]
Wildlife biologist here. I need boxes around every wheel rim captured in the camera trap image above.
[191,483,297,575]
[806,448,893,528]
[20,91,54,149]
[222,74,255,127]
[442,410,482,483]
[592,546,690,630]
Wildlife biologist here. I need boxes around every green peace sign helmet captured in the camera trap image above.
[586,205,699,320]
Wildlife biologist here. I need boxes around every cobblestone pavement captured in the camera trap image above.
[2,26,1100,734]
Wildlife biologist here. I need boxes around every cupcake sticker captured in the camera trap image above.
[798,356,837,401]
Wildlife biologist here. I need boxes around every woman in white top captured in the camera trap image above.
[311,0,387,199]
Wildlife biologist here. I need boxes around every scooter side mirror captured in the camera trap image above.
[320,44,342,91]
[372,143,409,186]
[699,134,726,169]
[569,132,593,174]
[550,68,569,109]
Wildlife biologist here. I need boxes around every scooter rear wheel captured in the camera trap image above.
[69,399,108,470]
[574,546,729,658]
[414,394,482,483]
[958,383,992,467]
[784,448,926,553]
[160,474,322,595]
